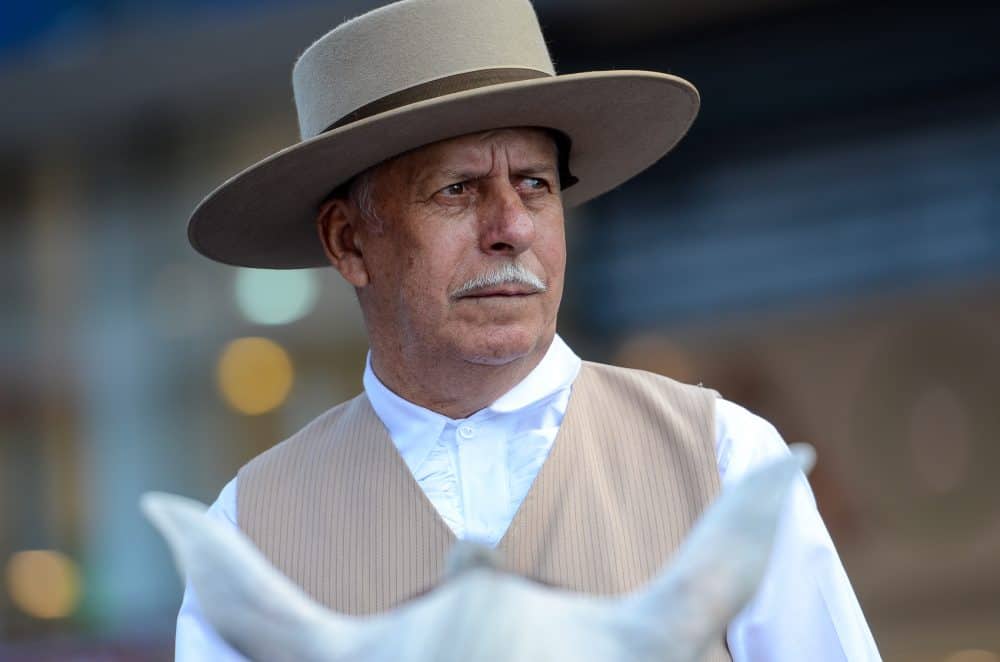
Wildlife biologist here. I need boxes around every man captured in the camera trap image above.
[177,0,881,659]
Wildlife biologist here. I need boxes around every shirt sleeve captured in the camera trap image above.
[716,398,882,662]
[174,477,249,662]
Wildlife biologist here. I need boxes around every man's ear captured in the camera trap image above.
[317,198,370,288]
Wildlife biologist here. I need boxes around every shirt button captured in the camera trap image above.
[458,424,476,439]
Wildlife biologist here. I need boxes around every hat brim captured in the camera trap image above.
[188,70,699,268]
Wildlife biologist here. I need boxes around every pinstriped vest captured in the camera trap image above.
[238,361,731,661]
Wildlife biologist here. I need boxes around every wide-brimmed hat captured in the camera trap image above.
[188,0,700,269]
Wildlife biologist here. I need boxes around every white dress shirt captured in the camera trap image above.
[175,335,881,661]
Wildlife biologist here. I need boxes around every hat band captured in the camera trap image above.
[323,67,551,133]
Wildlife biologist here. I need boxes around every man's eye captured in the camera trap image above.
[441,182,466,196]
[520,177,548,191]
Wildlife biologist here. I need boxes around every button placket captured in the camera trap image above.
[456,422,509,545]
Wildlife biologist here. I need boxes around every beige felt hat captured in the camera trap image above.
[188,0,700,269]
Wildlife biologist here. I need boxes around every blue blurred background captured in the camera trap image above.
[1,1,998,660]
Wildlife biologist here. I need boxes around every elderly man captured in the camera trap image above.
[176,0,881,659]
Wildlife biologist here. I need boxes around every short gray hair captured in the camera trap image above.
[343,166,385,233]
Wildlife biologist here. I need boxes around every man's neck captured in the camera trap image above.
[368,337,554,419]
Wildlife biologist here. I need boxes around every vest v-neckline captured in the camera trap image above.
[359,363,595,551]
[498,363,592,551]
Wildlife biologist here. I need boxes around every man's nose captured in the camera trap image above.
[478,182,537,255]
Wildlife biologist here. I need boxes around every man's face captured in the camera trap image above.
[350,128,566,369]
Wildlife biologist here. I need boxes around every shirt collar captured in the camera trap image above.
[487,334,581,413]
[363,334,581,471]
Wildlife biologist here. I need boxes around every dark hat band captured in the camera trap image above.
[324,68,551,132]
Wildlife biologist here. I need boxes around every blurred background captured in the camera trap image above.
[1,0,998,659]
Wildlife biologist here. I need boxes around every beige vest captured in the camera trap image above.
[238,361,730,660]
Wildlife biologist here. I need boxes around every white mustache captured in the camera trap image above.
[450,262,547,299]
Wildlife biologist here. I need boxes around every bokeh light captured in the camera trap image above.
[234,268,319,325]
[5,550,82,619]
[944,650,999,662]
[908,386,971,495]
[216,337,294,415]
[613,333,697,384]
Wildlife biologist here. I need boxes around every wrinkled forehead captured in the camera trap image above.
[325,127,568,204]
[385,127,561,182]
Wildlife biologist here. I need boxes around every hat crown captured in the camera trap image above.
[292,0,556,140]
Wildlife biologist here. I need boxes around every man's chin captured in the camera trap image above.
[455,327,554,368]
